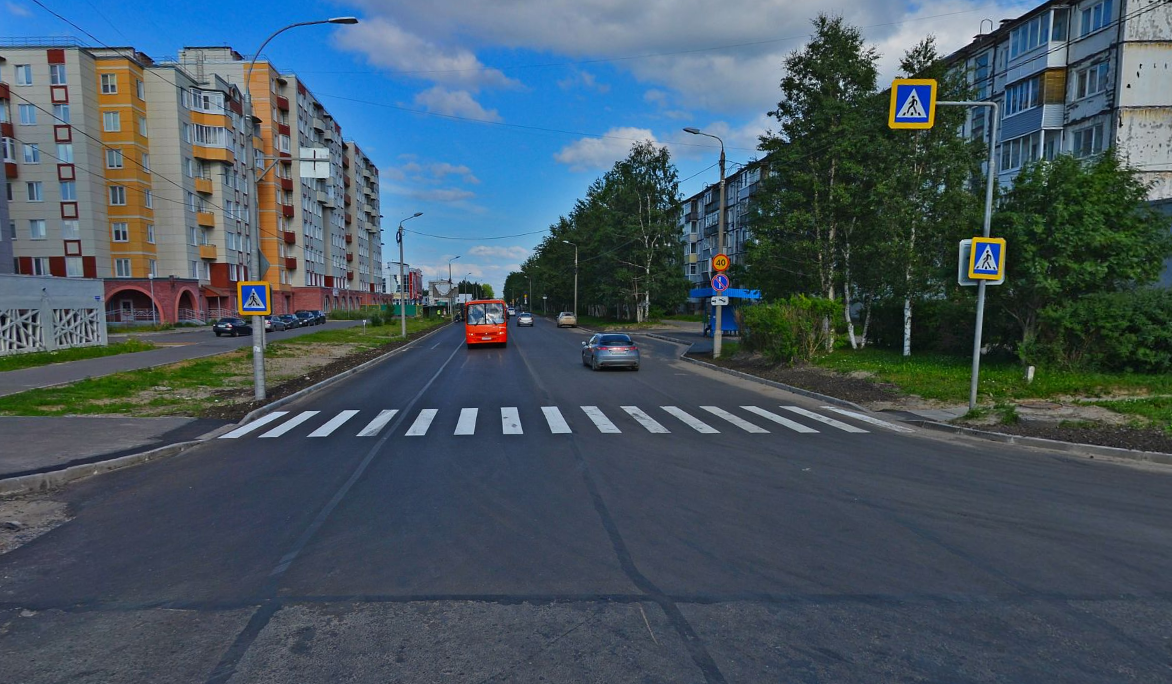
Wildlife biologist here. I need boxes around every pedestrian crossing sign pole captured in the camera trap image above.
[237,281,271,316]
[889,79,937,129]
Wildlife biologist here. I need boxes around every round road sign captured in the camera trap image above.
[712,274,730,292]
[712,253,730,272]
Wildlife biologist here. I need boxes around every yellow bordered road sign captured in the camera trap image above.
[238,281,272,316]
[889,79,937,129]
[712,253,730,272]
[968,237,1006,281]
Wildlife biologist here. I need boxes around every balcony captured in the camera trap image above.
[323,128,335,142]
[277,123,290,136]
[345,234,353,244]
[346,253,354,263]
[276,95,289,111]
[315,190,336,209]
[312,117,325,132]
[284,257,297,270]
[0,82,8,100]
[347,271,354,281]
[282,230,296,245]
[344,212,352,225]
[199,244,217,260]
[342,155,350,168]
[281,204,295,218]
[0,121,13,138]
[4,162,16,179]
[363,185,375,197]
[196,211,215,227]
[343,174,350,187]
[344,194,352,206]
[279,177,293,191]
[193,145,233,163]
[194,176,213,194]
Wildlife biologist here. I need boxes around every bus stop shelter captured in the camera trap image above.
[689,287,762,337]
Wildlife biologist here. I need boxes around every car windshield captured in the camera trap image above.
[466,302,505,326]
[599,335,632,346]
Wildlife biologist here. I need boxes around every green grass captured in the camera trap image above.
[1086,397,1172,430]
[273,316,446,350]
[717,341,741,356]
[0,339,157,373]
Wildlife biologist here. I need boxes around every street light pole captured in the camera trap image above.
[448,255,460,318]
[684,127,726,358]
[397,212,422,338]
[562,240,577,318]
[148,273,156,327]
[243,15,358,402]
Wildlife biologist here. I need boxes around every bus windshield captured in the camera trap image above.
[466,302,505,326]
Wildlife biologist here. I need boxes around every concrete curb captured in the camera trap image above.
[0,440,201,497]
[641,333,868,412]
[907,419,1172,465]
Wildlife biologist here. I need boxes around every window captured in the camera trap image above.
[1052,8,1069,41]
[1004,76,1041,116]
[115,258,132,277]
[101,73,117,94]
[103,111,121,132]
[109,185,126,205]
[180,89,190,109]
[57,143,73,162]
[32,257,50,275]
[136,79,145,100]
[0,103,8,124]
[14,65,32,86]
[190,261,199,278]
[52,104,70,123]
[60,181,76,201]
[1073,123,1105,157]
[141,153,150,172]
[1080,0,1113,36]
[62,220,79,239]
[229,263,238,281]
[106,148,124,168]
[184,158,195,178]
[1000,132,1042,171]
[149,260,157,278]
[1,138,14,162]
[188,226,198,245]
[29,219,46,240]
[193,124,226,146]
[18,104,36,125]
[111,222,129,241]
[1076,61,1110,98]
[144,191,153,209]
[26,181,43,202]
[49,64,67,85]
[22,143,39,164]
[66,257,83,277]
[181,123,191,143]
[1010,13,1050,59]
[138,116,147,136]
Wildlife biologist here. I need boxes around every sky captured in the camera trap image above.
[3,0,1034,297]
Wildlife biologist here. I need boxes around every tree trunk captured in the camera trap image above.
[902,296,912,357]
[860,295,873,349]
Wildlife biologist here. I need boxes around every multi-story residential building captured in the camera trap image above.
[384,261,423,304]
[946,0,1172,199]
[345,141,382,297]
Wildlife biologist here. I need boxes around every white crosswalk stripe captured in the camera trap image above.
[581,406,621,434]
[740,406,819,433]
[542,406,572,434]
[357,409,398,437]
[622,406,670,433]
[405,409,438,436]
[661,406,719,433]
[780,406,868,433]
[701,406,769,434]
[455,408,478,436]
[822,407,915,433]
[501,407,523,435]
[308,410,359,437]
[260,411,320,438]
[219,411,288,439]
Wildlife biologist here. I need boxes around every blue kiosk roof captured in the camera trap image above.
[689,288,762,299]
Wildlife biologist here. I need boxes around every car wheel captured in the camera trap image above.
[591,356,599,371]
[214,331,221,337]
[631,365,640,371]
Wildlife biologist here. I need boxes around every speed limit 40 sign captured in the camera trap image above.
[712,253,730,272]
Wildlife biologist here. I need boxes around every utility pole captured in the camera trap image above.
[683,128,726,357]
[397,212,422,338]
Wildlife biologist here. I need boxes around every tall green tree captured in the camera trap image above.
[993,151,1172,358]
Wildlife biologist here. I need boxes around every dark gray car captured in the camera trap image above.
[581,333,640,371]
[212,317,252,337]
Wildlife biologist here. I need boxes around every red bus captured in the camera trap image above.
[464,299,508,348]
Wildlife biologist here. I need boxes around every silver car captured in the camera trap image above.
[582,333,640,371]
[516,312,534,327]
[557,311,577,328]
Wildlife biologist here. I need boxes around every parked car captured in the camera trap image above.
[582,333,640,371]
[295,310,319,326]
[212,317,252,337]
[556,311,578,328]
[516,312,534,327]
[311,310,327,324]
[277,313,301,329]
[264,315,287,332]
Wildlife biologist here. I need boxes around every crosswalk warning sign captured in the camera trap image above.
[968,237,1006,280]
[889,79,937,129]
[237,281,271,316]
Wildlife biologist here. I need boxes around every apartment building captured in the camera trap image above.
[345,142,382,296]
[946,0,1172,199]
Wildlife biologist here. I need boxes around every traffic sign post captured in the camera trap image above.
[958,240,1005,286]
[889,79,937,129]
[712,253,730,272]
[968,237,1006,280]
[237,281,272,316]
[711,274,729,292]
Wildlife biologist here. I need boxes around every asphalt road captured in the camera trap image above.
[3,317,1172,683]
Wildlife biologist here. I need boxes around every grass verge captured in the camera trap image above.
[0,339,157,373]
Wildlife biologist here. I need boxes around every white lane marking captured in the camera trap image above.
[581,406,621,434]
[501,407,523,435]
[740,406,819,433]
[780,406,868,433]
[700,406,769,434]
[219,411,289,439]
[308,410,359,438]
[260,411,320,438]
[542,406,572,434]
[405,409,438,436]
[357,410,398,437]
[622,406,670,434]
[661,406,719,433]
[455,408,478,435]
[822,407,913,433]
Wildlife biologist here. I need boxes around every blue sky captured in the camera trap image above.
[4,0,1030,295]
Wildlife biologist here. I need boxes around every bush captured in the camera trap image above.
[1032,288,1172,373]
[740,295,838,364]
[368,313,384,327]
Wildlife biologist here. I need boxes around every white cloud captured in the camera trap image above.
[5,2,32,17]
[558,68,610,93]
[469,245,531,260]
[413,86,502,122]
[554,127,661,172]
[412,187,476,203]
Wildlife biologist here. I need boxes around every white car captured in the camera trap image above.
[557,311,577,328]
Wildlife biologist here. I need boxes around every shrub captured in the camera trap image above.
[368,313,384,327]
[740,295,838,364]
[1032,288,1172,373]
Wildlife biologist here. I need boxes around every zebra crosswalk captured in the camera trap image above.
[219,404,913,441]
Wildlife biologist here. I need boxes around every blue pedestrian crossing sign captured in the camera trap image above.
[237,281,271,316]
[968,237,1006,280]
[889,79,937,129]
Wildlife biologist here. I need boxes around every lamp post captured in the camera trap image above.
[242,16,358,401]
[447,255,460,318]
[396,212,422,338]
[562,240,577,319]
[147,273,156,327]
[684,127,726,358]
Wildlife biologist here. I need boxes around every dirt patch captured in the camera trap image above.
[690,352,908,406]
[0,496,69,555]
